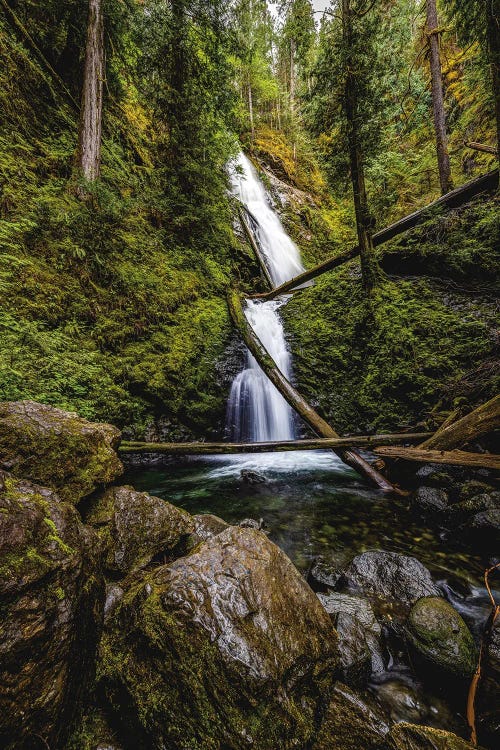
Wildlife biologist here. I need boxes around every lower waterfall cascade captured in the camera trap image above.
[226,152,305,442]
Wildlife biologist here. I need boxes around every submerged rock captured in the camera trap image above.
[308,551,352,590]
[318,591,384,684]
[311,683,389,750]
[0,473,104,750]
[99,526,338,749]
[387,722,478,750]
[406,597,477,679]
[0,400,122,503]
[85,485,193,575]
[341,550,440,607]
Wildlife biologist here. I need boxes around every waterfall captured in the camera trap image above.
[226,153,304,442]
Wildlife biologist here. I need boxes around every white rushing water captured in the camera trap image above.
[226,152,305,442]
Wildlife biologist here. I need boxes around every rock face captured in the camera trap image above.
[477,614,500,746]
[406,597,477,679]
[85,485,194,575]
[311,683,389,750]
[412,486,449,514]
[318,591,384,685]
[341,551,440,607]
[0,400,122,502]
[388,722,477,750]
[100,526,338,750]
[0,472,104,750]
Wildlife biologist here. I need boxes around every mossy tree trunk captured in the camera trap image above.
[486,0,500,157]
[426,0,453,194]
[342,0,381,292]
[77,0,104,192]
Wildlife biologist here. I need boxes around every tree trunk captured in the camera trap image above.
[251,168,498,301]
[228,290,397,493]
[375,446,500,470]
[486,0,500,156]
[418,395,500,451]
[342,0,380,292]
[77,0,104,189]
[119,432,432,456]
[426,0,453,194]
[248,82,254,140]
[290,38,296,110]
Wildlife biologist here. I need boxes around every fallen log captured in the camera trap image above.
[227,289,397,493]
[374,446,500,470]
[465,141,498,156]
[252,169,499,301]
[238,205,274,289]
[119,432,432,455]
[418,395,500,451]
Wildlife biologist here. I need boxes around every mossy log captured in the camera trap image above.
[237,205,273,288]
[419,395,500,451]
[375,446,500,469]
[252,169,499,301]
[120,432,432,455]
[465,141,498,155]
[227,289,397,493]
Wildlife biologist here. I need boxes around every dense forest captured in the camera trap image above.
[0,0,498,438]
[0,2,499,750]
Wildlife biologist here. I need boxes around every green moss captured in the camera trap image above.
[283,262,497,433]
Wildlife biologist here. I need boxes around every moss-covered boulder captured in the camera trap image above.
[0,400,122,503]
[387,722,478,750]
[99,526,338,750]
[0,472,104,750]
[311,683,389,750]
[85,485,194,575]
[406,597,477,679]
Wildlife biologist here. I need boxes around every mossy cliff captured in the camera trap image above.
[281,196,499,434]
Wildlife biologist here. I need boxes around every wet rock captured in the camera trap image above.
[85,485,194,575]
[451,494,499,518]
[459,480,496,502]
[341,550,440,607]
[415,465,457,489]
[406,597,477,679]
[239,516,265,529]
[99,526,338,750]
[0,473,104,750]
[308,551,352,590]
[387,722,477,750]
[0,400,122,503]
[311,683,389,750]
[412,486,449,514]
[240,469,267,484]
[193,512,229,540]
[374,678,460,730]
[318,592,384,684]
[477,607,500,746]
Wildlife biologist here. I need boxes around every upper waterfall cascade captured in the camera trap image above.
[226,153,305,442]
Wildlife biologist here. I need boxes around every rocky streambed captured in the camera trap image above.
[0,400,498,750]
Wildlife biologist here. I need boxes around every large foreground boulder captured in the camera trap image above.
[0,472,104,750]
[0,400,122,503]
[99,526,338,750]
[85,486,194,575]
[477,614,500,746]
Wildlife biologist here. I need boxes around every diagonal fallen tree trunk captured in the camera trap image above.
[252,169,499,301]
[418,395,500,451]
[374,446,500,470]
[120,432,432,456]
[237,205,274,288]
[227,289,397,493]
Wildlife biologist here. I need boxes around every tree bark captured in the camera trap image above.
[238,206,274,288]
[486,0,500,156]
[426,0,453,194]
[250,168,499,301]
[77,0,104,188]
[342,0,380,292]
[248,82,255,140]
[375,446,500,470]
[228,289,397,492]
[119,432,432,455]
[418,395,500,451]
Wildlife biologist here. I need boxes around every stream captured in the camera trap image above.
[125,152,497,737]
